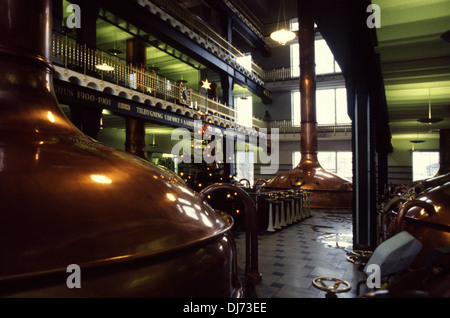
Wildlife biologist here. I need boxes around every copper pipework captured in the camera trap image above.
[200,183,262,284]
[388,183,450,268]
[264,2,352,209]
[0,0,242,297]
[253,178,268,188]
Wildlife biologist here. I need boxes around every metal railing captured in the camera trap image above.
[265,68,298,82]
[52,34,237,123]
[269,120,352,135]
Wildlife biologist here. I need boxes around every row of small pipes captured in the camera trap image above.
[235,178,312,233]
[264,189,312,232]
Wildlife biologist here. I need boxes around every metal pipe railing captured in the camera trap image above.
[52,34,239,124]
[268,120,351,134]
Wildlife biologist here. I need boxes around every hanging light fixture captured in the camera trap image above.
[95,51,115,71]
[410,123,425,151]
[418,89,443,124]
[95,62,115,71]
[270,0,296,45]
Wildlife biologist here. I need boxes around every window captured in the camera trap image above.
[318,151,337,173]
[291,88,351,125]
[290,44,300,78]
[235,95,253,128]
[412,151,439,181]
[291,91,301,126]
[290,39,341,77]
[315,39,341,75]
[292,151,301,168]
[236,151,254,185]
[236,54,252,72]
[292,151,352,181]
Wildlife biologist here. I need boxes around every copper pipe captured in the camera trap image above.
[298,2,318,165]
[393,200,437,235]
[199,183,262,284]
[263,1,352,209]
[253,178,268,188]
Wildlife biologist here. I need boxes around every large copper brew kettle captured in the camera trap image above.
[263,2,352,209]
[0,0,242,297]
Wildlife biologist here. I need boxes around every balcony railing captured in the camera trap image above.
[269,120,352,135]
[52,34,238,124]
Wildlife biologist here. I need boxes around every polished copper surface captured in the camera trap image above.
[0,0,242,297]
[263,3,352,209]
[200,183,262,284]
[388,182,450,268]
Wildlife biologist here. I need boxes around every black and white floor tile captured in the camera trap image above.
[234,210,368,298]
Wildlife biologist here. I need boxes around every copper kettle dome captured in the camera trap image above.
[263,3,352,209]
[0,0,241,297]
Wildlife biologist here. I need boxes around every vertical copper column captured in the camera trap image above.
[298,3,318,167]
[264,1,352,209]
[125,38,149,160]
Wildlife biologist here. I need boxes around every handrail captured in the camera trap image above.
[269,120,352,134]
[199,183,262,284]
[52,34,238,124]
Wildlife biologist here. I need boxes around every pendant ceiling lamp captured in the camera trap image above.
[418,89,443,124]
[270,0,296,46]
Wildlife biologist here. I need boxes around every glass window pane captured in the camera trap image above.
[236,54,252,72]
[412,151,439,181]
[290,43,300,77]
[336,88,351,124]
[336,151,353,181]
[318,151,336,172]
[292,151,301,168]
[291,91,301,126]
[235,95,253,128]
[315,39,335,75]
[316,89,335,125]
[236,151,254,185]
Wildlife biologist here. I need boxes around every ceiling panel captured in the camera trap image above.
[375,0,450,143]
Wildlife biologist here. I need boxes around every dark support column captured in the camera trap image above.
[351,76,377,250]
[67,0,102,138]
[377,148,389,202]
[75,0,100,49]
[125,38,149,160]
[220,74,234,107]
[69,104,102,139]
[125,118,148,159]
[53,0,63,34]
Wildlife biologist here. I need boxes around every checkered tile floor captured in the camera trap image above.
[233,209,367,298]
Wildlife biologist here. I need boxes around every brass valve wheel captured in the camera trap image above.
[346,250,373,265]
[312,277,351,298]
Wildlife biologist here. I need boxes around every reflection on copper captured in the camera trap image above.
[199,183,262,284]
[263,4,352,209]
[90,174,112,184]
[388,183,450,268]
[0,0,242,298]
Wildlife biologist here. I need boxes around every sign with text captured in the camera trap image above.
[53,79,195,129]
